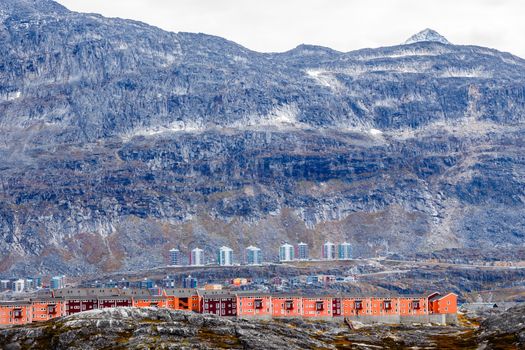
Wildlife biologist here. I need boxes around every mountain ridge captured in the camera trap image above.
[0,1,524,275]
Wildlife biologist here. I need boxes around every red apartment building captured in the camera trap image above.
[65,296,98,315]
[201,293,237,317]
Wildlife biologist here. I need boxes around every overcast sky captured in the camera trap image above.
[56,0,525,57]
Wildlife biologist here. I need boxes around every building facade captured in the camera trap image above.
[297,242,309,260]
[201,293,237,317]
[183,275,198,289]
[322,242,336,260]
[65,297,98,315]
[237,293,272,318]
[429,293,458,314]
[0,301,32,325]
[12,279,25,293]
[190,248,204,266]
[0,289,458,326]
[50,275,66,290]
[337,242,352,260]
[279,243,294,262]
[272,295,303,317]
[218,246,233,266]
[302,297,333,318]
[169,248,181,266]
[246,246,262,265]
[31,298,66,322]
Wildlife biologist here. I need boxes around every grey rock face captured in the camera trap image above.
[0,1,524,274]
[477,304,525,349]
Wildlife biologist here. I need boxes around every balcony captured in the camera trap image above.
[254,299,263,309]
[48,305,57,314]
[13,309,23,318]
[315,301,324,311]
[179,298,189,309]
[285,301,294,310]
[354,301,363,310]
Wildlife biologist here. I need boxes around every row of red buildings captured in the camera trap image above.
[0,288,457,325]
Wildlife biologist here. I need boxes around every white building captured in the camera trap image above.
[169,248,181,266]
[337,242,352,260]
[297,242,309,260]
[218,246,233,266]
[279,243,295,262]
[12,279,25,293]
[190,248,204,266]
[246,246,262,265]
[322,241,336,260]
[0,280,10,290]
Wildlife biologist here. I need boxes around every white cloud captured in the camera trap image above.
[56,0,525,58]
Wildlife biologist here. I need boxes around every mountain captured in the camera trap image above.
[404,28,451,45]
[0,0,524,275]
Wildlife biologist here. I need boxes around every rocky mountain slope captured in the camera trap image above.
[0,0,524,275]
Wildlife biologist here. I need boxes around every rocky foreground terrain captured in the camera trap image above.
[0,305,524,349]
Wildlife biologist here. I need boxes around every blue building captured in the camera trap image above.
[337,242,352,260]
[50,275,65,290]
[169,248,181,266]
[183,275,198,288]
[297,242,309,260]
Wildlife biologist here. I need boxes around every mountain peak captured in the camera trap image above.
[404,29,451,45]
[1,0,68,16]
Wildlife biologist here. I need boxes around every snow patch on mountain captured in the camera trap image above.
[6,91,21,101]
[440,68,492,78]
[306,69,344,92]
[121,120,204,141]
[237,104,306,130]
[405,29,451,45]
[342,61,434,76]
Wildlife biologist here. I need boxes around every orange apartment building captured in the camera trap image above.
[368,297,400,317]
[342,296,429,317]
[429,292,458,314]
[301,296,333,318]
[132,295,169,308]
[398,296,428,316]
[0,301,32,325]
[272,295,303,317]
[0,289,458,326]
[31,298,66,322]
[236,293,272,318]
[164,288,201,313]
[341,297,372,316]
